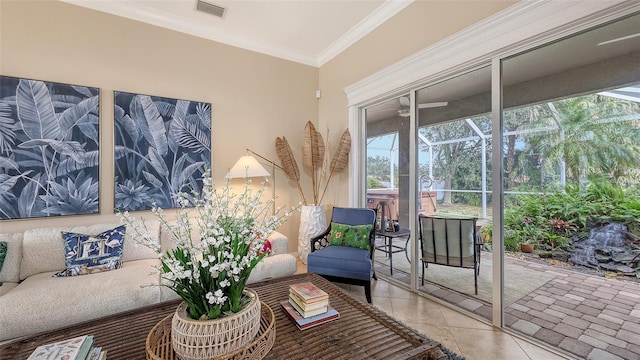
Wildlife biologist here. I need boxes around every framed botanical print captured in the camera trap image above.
[0,76,100,219]
[113,91,211,211]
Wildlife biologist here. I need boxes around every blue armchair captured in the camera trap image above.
[307,207,377,303]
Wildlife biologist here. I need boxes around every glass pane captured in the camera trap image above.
[366,95,412,283]
[413,66,493,320]
[502,12,640,358]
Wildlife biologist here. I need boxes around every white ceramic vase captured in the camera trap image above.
[298,205,326,264]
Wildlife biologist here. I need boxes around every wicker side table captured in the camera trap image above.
[146,302,276,360]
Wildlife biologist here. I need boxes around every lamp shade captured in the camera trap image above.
[225,155,271,178]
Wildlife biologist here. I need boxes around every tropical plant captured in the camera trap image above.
[550,218,578,236]
[0,78,100,219]
[276,121,351,205]
[113,92,211,211]
[525,95,640,186]
[480,223,492,242]
[118,171,297,320]
[520,217,545,244]
[503,177,640,251]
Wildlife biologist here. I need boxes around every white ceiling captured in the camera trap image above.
[60,0,413,67]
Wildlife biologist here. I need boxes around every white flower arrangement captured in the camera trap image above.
[118,171,297,320]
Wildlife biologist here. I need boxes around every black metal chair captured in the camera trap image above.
[418,214,481,295]
[307,207,377,303]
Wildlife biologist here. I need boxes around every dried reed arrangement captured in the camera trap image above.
[275,136,307,205]
[276,121,351,206]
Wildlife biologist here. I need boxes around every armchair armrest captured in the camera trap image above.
[310,227,331,252]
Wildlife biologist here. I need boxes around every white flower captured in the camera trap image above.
[206,290,227,305]
[117,170,298,320]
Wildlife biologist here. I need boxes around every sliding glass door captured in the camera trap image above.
[500,12,640,357]
[414,66,492,320]
[363,67,494,320]
[365,94,413,283]
[358,9,640,359]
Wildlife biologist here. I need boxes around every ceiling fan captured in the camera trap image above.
[366,96,448,118]
[396,96,448,117]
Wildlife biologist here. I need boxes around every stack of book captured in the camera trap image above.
[27,335,107,360]
[280,282,340,330]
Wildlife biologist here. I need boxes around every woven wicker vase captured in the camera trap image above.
[171,289,261,360]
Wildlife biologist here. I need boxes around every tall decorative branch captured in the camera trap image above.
[319,129,351,205]
[276,122,350,206]
[318,128,331,201]
[275,136,308,205]
[302,121,325,204]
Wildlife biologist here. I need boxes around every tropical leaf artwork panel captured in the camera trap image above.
[0,76,100,220]
[113,91,211,211]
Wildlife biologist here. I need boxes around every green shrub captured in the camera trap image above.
[502,177,639,252]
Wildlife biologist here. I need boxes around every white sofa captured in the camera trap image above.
[0,221,297,342]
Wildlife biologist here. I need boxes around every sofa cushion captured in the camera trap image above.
[55,225,126,277]
[247,253,297,284]
[0,259,162,342]
[0,233,22,284]
[328,222,372,250]
[120,220,160,262]
[0,282,17,297]
[266,231,288,255]
[20,222,160,280]
[307,245,372,281]
[0,241,6,285]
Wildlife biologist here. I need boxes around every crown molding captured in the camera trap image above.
[60,0,319,66]
[344,0,640,106]
[316,0,414,67]
[61,0,410,67]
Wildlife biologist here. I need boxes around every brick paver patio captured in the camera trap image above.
[375,253,640,359]
[504,258,640,359]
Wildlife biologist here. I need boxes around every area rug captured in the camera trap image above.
[375,250,557,305]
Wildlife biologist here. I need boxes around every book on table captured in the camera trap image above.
[280,300,340,330]
[95,349,107,360]
[289,289,329,311]
[88,347,107,360]
[288,297,328,318]
[289,282,329,304]
[27,335,95,360]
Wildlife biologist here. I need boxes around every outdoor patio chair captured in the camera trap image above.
[307,207,377,303]
[418,214,481,295]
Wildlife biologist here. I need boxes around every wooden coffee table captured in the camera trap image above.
[0,273,446,360]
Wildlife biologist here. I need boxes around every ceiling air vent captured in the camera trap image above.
[196,0,226,18]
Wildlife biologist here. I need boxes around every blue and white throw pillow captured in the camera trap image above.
[55,226,126,277]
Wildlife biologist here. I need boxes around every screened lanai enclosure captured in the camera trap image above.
[367,85,640,222]
[361,10,640,359]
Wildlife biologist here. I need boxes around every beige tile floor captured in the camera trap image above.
[295,260,569,360]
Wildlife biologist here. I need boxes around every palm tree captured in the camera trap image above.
[526,95,640,187]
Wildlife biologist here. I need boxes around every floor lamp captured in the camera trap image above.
[226,149,283,215]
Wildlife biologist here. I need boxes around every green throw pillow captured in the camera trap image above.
[0,241,6,286]
[329,222,372,250]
